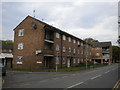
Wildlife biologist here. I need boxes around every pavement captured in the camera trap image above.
[2,63,120,89]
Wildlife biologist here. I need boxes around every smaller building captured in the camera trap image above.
[0,44,13,68]
[91,42,112,64]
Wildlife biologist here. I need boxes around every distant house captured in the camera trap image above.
[91,42,112,64]
[0,44,13,68]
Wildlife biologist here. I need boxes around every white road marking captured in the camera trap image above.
[40,80,48,83]
[71,74,76,76]
[105,71,110,74]
[67,82,84,88]
[52,78,59,80]
[62,76,68,78]
[90,75,102,80]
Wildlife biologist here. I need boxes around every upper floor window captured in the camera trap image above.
[78,41,80,45]
[63,46,66,52]
[63,35,66,40]
[18,43,23,50]
[68,37,71,42]
[56,32,60,38]
[16,56,23,64]
[73,48,76,54]
[96,53,99,56]
[81,42,83,46]
[68,47,71,52]
[56,44,60,51]
[73,39,76,43]
[18,29,25,36]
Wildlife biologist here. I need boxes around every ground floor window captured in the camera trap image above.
[73,58,76,63]
[16,56,23,64]
[62,57,66,64]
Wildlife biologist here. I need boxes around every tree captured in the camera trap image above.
[112,46,120,63]
[1,40,13,45]
[83,38,99,43]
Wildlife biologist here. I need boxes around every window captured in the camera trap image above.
[68,37,71,42]
[81,42,83,46]
[18,29,25,36]
[78,41,80,45]
[56,32,60,38]
[56,57,59,64]
[9,49,12,52]
[96,47,99,50]
[81,50,83,54]
[63,35,66,40]
[63,46,66,52]
[78,58,80,63]
[16,56,23,64]
[73,39,76,43]
[68,47,71,52]
[56,44,60,51]
[62,57,66,64]
[73,48,76,54]
[73,58,76,63]
[18,43,23,50]
[96,53,99,56]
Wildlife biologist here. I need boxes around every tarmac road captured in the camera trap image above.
[2,63,120,89]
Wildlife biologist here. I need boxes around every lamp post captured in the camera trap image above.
[56,52,59,72]
[85,40,88,69]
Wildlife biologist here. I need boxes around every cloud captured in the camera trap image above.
[1,1,118,45]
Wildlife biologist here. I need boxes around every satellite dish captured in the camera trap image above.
[32,22,37,29]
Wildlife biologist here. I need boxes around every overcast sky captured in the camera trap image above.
[1,0,119,45]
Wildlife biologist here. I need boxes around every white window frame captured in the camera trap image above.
[68,37,71,42]
[73,58,76,63]
[56,44,60,51]
[78,41,80,45]
[73,39,76,43]
[73,48,76,54]
[69,47,71,52]
[96,53,99,56]
[56,32,60,38]
[63,35,66,40]
[16,56,23,64]
[18,43,23,50]
[63,46,66,52]
[18,29,25,36]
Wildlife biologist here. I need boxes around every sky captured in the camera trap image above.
[1,0,119,46]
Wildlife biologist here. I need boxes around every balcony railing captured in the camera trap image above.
[44,49,54,55]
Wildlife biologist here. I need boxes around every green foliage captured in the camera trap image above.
[83,38,99,43]
[112,46,120,62]
[1,40,13,45]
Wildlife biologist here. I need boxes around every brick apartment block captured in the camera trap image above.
[13,16,92,70]
[91,42,112,64]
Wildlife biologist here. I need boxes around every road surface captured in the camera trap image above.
[2,63,120,89]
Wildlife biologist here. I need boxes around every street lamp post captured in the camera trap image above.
[56,52,59,72]
[85,40,88,69]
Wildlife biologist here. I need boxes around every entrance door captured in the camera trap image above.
[67,58,70,67]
